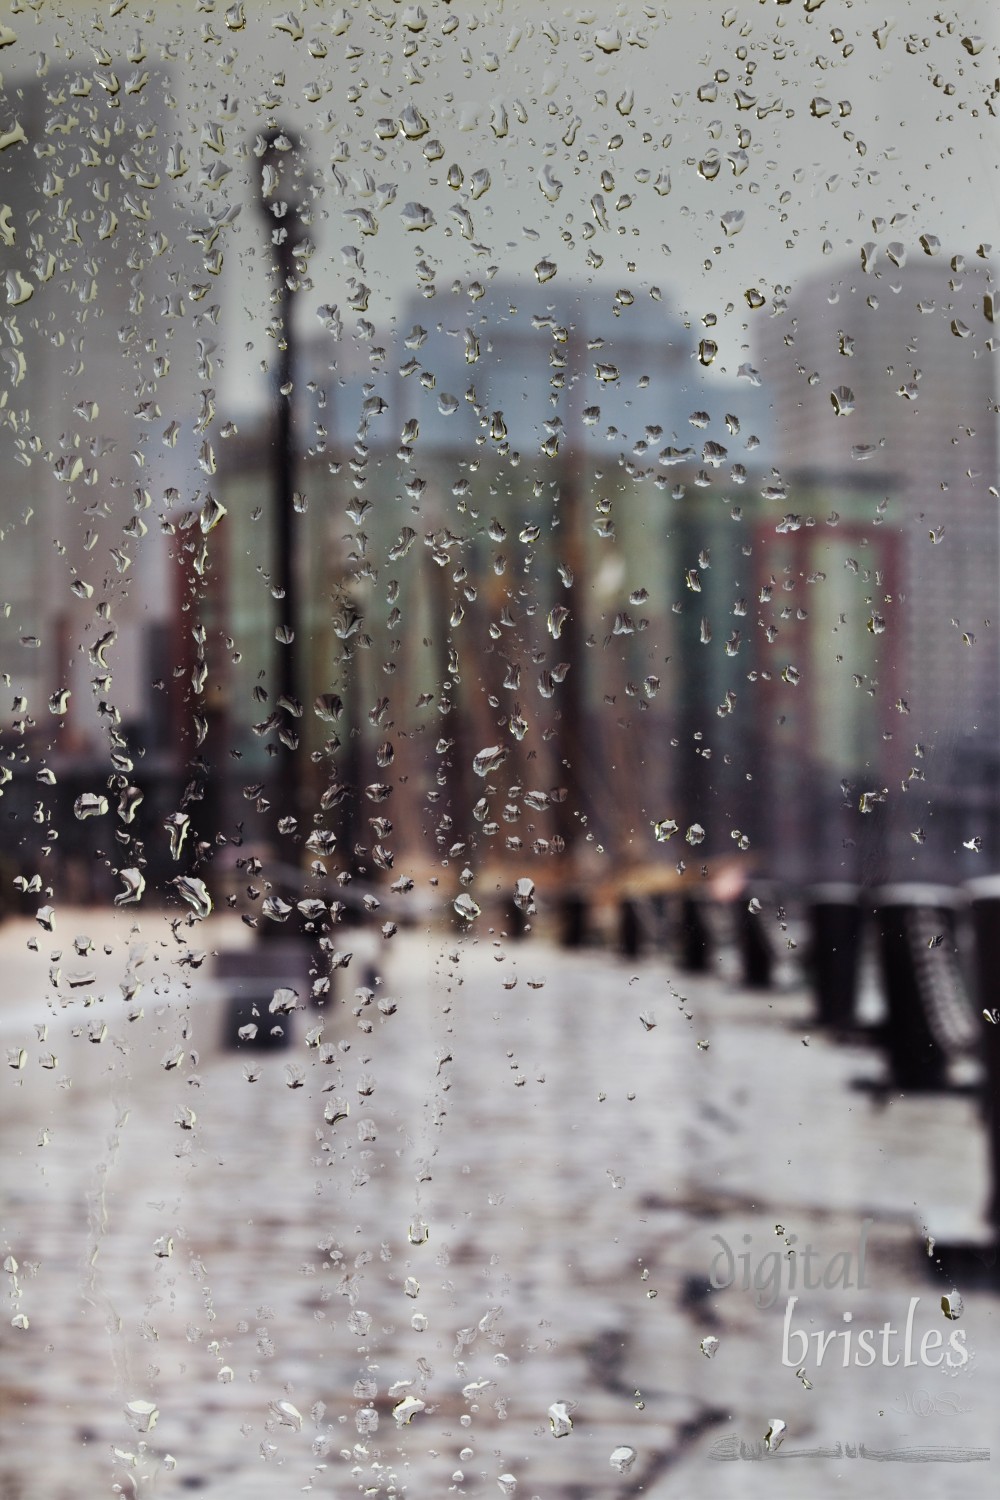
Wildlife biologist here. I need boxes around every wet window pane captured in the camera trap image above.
[1,4,997,1495]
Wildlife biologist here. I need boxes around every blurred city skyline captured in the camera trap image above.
[0,8,999,892]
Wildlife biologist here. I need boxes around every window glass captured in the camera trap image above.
[1,4,996,1496]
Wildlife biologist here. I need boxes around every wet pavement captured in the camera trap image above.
[0,906,997,1497]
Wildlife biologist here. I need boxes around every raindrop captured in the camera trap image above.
[513,878,535,912]
[118,786,143,824]
[171,876,212,919]
[74,793,108,820]
[764,1419,786,1452]
[269,988,301,1015]
[123,1400,158,1434]
[115,869,145,907]
[393,1396,426,1426]
[163,812,189,860]
[547,605,570,638]
[399,103,429,139]
[538,164,563,202]
[547,1401,573,1438]
[595,27,623,53]
[941,1290,963,1321]
[610,1446,636,1473]
[474,744,508,777]
[401,201,435,232]
[268,1400,303,1430]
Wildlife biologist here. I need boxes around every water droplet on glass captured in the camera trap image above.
[124,1399,159,1433]
[74,793,108,820]
[163,812,190,860]
[115,869,146,907]
[764,1419,786,1452]
[538,164,563,202]
[399,102,429,139]
[401,201,435,232]
[595,26,622,53]
[547,1401,573,1438]
[393,1395,425,1426]
[268,1400,303,1430]
[171,876,212,920]
[547,605,570,638]
[474,744,508,778]
[513,878,535,913]
[941,1290,963,1320]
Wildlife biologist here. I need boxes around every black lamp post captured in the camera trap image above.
[253,125,311,843]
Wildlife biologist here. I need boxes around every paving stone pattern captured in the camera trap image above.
[0,909,997,1498]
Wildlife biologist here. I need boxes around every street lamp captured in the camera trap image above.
[253,125,312,844]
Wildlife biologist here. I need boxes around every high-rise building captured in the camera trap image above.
[0,64,204,888]
[758,251,1000,872]
[0,65,200,756]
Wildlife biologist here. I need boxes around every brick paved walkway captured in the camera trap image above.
[0,909,996,1497]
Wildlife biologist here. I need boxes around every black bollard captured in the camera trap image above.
[963,876,1000,1233]
[216,940,310,1051]
[678,893,712,973]
[738,893,774,990]
[807,883,863,1030]
[871,884,975,1092]
[559,892,588,949]
[618,898,642,960]
[504,897,529,940]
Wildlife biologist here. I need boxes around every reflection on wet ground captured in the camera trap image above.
[0,912,995,1497]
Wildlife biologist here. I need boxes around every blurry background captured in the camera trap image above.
[1,2,1000,1497]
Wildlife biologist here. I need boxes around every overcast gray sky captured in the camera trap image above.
[5,1,1000,410]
